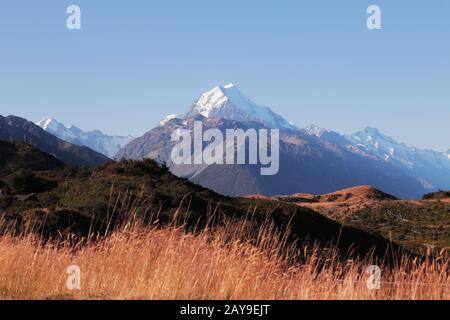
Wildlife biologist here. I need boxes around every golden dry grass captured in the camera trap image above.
[0,218,449,300]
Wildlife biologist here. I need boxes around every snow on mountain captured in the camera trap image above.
[159,114,180,126]
[157,83,450,183]
[302,125,450,190]
[183,83,297,130]
[304,125,332,137]
[345,127,419,168]
[345,127,450,170]
[37,118,79,142]
[117,83,450,198]
[36,117,134,158]
[38,117,60,131]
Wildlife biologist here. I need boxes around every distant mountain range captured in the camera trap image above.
[2,84,448,199]
[116,84,450,199]
[36,117,134,158]
[0,115,110,168]
[305,125,450,192]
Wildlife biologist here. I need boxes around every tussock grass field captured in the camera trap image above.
[0,216,449,300]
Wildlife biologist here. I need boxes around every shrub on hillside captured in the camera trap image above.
[423,190,450,200]
[5,169,56,195]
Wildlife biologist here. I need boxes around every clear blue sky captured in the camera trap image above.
[0,0,449,150]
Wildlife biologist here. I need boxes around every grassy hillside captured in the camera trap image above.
[0,141,66,176]
[2,141,449,300]
[271,186,450,254]
[0,141,405,262]
[1,220,448,300]
[341,200,450,254]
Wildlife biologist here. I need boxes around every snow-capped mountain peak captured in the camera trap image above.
[36,117,134,158]
[349,127,407,151]
[344,127,450,179]
[298,125,450,190]
[183,83,297,130]
[36,117,66,132]
[159,114,180,126]
[304,125,332,137]
[36,117,53,129]
[346,128,413,164]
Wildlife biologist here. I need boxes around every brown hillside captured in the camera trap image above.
[263,186,450,253]
[250,185,398,219]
